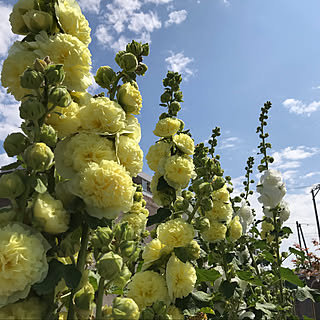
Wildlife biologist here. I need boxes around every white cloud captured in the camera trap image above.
[110,35,130,52]
[144,0,173,4]
[219,136,240,150]
[78,0,101,14]
[165,10,187,27]
[305,172,320,178]
[0,152,13,168]
[223,0,230,6]
[165,52,194,79]
[283,98,320,116]
[129,11,162,33]
[95,25,114,46]
[0,3,19,57]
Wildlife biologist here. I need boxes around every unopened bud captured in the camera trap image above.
[141,43,150,56]
[74,282,95,311]
[112,297,140,320]
[24,142,54,172]
[48,87,71,108]
[160,91,171,103]
[57,227,81,257]
[179,119,185,131]
[198,182,213,196]
[169,101,181,115]
[95,66,116,89]
[120,240,136,258]
[200,197,213,211]
[136,63,148,76]
[91,226,113,251]
[212,176,225,191]
[97,252,123,281]
[34,58,47,73]
[153,300,167,315]
[115,51,126,66]
[140,308,154,320]
[45,64,65,85]
[119,53,138,72]
[39,124,57,147]
[22,10,53,34]
[173,196,189,211]
[174,90,183,102]
[112,265,132,289]
[4,132,28,157]
[182,190,194,200]
[194,217,210,232]
[126,41,142,56]
[0,172,25,199]
[133,192,143,202]
[20,97,46,121]
[20,67,44,89]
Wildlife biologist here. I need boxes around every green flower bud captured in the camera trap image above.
[212,177,225,191]
[39,124,57,147]
[44,64,65,85]
[95,66,116,89]
[141,43,150,56]
[136,63,148,76]
[74,282,95,311]
[22,9,53,34]
[48,87,72,108]
[24,142,54,172]
[57,227,81,257]
[159,112,169,120]
[3,132,28,157]
[160,91,171,103]
[179,119,185,131]
[91,226,113,252]
[200,197,213,211]
[135,184,142,192]
[97,252,123,280]
[173,196,189,211]
[194,217,210,232]
[115,51,126,67]
[126,41,142,56]
[0,172,25,199]
[192,179,203,194]
[198,182,213,196]
[20,67,44,90]
[120,240,136,258]
[33,58,47,73]
[169,101,181,116]
[20,97,46,121]
[112,297,140,320]
[140,308,154,320]
[182,190,194,200]
[174,90,183,102]
[114,222,134,242]
[111,265,132,289]
[152,301,167,315]
[133,192,143,202]
[119,53,138,72]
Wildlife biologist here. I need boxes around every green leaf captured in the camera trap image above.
[200,307,214,315]
[280,267,304,287]
[254,240,267,250]
[296,286,315,302]
[191,291,213,303]
[62,264,81,289]
[33,259,64,295]
[174,247,188,263]
[289,247,305,259]
[219,281,238,299]
[34,177,47,193]
[196,268,221,284]
[236,270,263,286]
[255,302,276,316]
[146,208,172,226]
[262,251,274,263]
[0,160,22,171]
[303,316,314,320]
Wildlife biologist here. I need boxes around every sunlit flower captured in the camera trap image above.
[173,133,194,155]
[201,221,227,242]
[121,213,147,238]
[142,239,172,270]
[153,117,181,138]
[117,82,142,115]
[205,201,233,224]
[228,216,242,241]
[146,141,171,172]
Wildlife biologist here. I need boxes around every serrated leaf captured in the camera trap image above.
[296,286,315,302]
[63,264,81,289]
[146,207,172,226]
[196,268,221,284]
[280,267,304,287]
[219,281,238,299]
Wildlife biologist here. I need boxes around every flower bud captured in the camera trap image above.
[34,58,47,73]
[96,252,123,280]
[173,196,189,211]
[169,101,181,116]
[126,41,142,56]
[112,297,140,320]
[194,217,210,232]
[115,51,126,66]
[114,222,134,242]
[198,182,213,196]
[57,227,81,257]
[174,90,183,102]
[200,197,213,211]
[74,281,95,310]
[22,10,53,34]
[3,132,28,157]
[119,53,138,72]
[159,112,169,120]
[95,66,116,89]
[136,63,148,76]
[141,43,150,56]
[212,176,225,191]
[153,300,167,315]
[161,91,171,103]
[91,226,113,251]
[20,67,44,90]
[112,265,132,289]
[0,172,25,199]
[20,97,46,121]
[179,119,185,131]
[140,308,155,320]
[133,192,143,202]
[44,64,65,85]
[48,87,72,108]
[182,190,194,200]
[39,124,57,147]
[24,142,54,172]
[120,240,136,258]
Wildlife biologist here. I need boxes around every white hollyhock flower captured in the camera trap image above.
[256,169,286,208]
[263,200,290,223]
[238,202,253,232]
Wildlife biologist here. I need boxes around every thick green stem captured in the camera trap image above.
[67,222,89,320]
[95,277,106,320]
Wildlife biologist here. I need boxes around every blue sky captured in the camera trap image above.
[0,0,320,251]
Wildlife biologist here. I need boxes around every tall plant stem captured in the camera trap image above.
[67,222,89,320]
[95,277,106,319]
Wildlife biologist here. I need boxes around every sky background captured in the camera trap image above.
[0,0,320,259]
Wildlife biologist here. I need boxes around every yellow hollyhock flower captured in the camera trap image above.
[229,216,243,241]
[146,141,171,172]
[153,117,181,137]
[173,133,194,155]
[117,82,142,115]
[201,221,227,242]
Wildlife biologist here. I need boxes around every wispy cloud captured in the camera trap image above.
[144,0,173,4]
[283,98,320,116]
[165,52,194,80]
[165,10,187,27]
[78,0,101,14]
[219,136,240,150]
[129,11,162,33]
